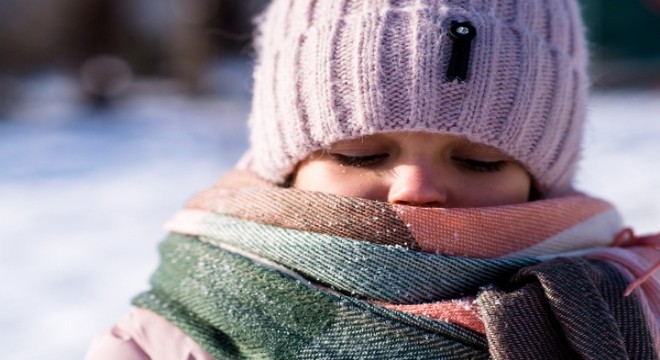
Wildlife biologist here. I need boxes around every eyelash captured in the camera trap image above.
[329,153,388,168]
[329,153,507,172]
[452,157,507,172]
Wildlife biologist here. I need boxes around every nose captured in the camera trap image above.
[387,163,448,207]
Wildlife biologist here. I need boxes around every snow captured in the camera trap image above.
[579,91,660,232]
[0,58,658,359]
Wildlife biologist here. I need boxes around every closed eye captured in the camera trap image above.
[452,157,507,172]
[329,153,389,168]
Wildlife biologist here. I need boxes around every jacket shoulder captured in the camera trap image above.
[85,307,214,360]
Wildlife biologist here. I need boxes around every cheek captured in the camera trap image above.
[294,161,388,200]
[476,170,531,205]
[451,168,531,207]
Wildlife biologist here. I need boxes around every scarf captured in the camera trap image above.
[133,170,659,359]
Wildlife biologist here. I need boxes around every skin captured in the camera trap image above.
[293,132,532,208]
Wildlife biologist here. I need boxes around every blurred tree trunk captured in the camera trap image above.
[167,0,218,95]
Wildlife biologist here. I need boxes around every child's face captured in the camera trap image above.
[293,132,532,208]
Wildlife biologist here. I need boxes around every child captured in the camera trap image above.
[86,0,660,358]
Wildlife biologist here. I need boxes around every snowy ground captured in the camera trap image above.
[0,57,658,359]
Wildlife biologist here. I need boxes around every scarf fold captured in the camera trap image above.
[134,170,659,359]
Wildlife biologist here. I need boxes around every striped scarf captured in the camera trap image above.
[134,170,659,359]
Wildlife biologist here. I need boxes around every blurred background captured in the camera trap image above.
[0,1,658,359]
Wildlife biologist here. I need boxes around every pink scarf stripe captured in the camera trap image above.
[395,194,618,258]
[173,171,621,259]
[375,298,485,334]
[506,209,623,258]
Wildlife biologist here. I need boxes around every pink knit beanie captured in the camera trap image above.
[246,0,589,196]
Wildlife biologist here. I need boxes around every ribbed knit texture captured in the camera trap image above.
[247,0,589,196]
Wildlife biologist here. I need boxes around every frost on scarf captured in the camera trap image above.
[133,170,659,359]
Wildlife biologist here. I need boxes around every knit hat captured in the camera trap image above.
[246,0,589,197]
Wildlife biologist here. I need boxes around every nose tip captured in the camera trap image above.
[387,164,447,208]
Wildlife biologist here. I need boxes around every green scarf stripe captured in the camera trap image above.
[133,174,656,358]
[198,214,540,303]
[134,234,490,359]
[135,234,337,359]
